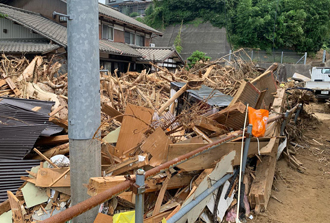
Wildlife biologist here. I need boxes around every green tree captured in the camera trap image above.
[187,50,211,68]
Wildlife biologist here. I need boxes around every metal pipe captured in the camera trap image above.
[40,114,286,223]
[166,173,233,223]
[323,50,326,63]
[281,51,284,64]
[135,169,145,223]
[294,104,302,124]
[280,111,290,136]
[241,124,253,174]
[229,50,232,62]
[304,52,307,65]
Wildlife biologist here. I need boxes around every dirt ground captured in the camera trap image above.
[250,103,330,223]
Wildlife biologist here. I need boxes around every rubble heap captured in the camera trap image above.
[0,51,307,223]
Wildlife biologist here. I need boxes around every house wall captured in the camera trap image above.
[8,0,67,23]
[0,18,46,40]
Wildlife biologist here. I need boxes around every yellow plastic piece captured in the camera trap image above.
[113,210,135,223]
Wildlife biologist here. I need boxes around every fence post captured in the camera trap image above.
[135,169,145,223]
[251,50,254,61]
[281,51,284,64]
[229,50,232,62]
[304,52,307,65]
[323,50,326,63]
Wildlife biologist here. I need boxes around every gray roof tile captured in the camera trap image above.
[133,47,184,62]
[99,40,141,57]
[0,41,60,54]
[0,4,67,46]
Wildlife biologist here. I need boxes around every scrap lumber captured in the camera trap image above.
[168,141,268,171]
[144,211,171,223]
[251,70,277,108]
[229,81,260,108]
[101,102,123,122]
[33,143,69,159]
[36,168,70,187]
[193,116,228,135]
[0,79,6,87]
[192,126,213,143]
[49,117,68,129]
[7,191,24,223]
[209,102,246,130]
[141,127,172,166]
[5,77,21,96]
[177,151,235,223]
[93,213,113,223]
[115,104,153,156]
[260,137,278,155]
[35,135,69,146]
[249,88,286,213]
[152,172,171,216]
[49,105,65,117]
[33,148,59,168]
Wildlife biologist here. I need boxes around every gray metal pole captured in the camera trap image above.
[251,50,254,61]
[229,50,232,62]
[280,111,290,136]
[135,169,145,223]
[281,51,283,64]
[167,174,233,223]
[242,124,252,174]
[67,0,101,222]
[304,52,307,65]
[323,50,326,63]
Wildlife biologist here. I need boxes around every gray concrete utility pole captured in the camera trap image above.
[67,0,101,222]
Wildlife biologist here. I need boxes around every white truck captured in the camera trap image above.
[305,67,330,99]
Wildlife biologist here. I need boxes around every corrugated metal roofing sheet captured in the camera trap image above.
[0,159,39,202]
[171,82,233,107]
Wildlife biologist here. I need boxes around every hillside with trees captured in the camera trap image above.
[139,0,330,53]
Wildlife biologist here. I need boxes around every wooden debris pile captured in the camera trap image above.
[0,51,309,223]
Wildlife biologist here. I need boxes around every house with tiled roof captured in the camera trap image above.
[0,0,183,73]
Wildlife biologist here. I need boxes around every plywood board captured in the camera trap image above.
[168,141,268,171]
[141,127,171,166]
[36,168,70,187]
[94,213,113,223]
[101,103,123,123]
[177,151,235,223]
[103,127,121,144]
[21,182,48,208]
[115,104,153,156]
[251,71,277,108]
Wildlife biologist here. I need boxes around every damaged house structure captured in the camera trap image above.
[0,1,183,74]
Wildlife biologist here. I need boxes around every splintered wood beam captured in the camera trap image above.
[49,117,68,129]
[158,83,188,115]
[35,135,69,146]
[152,172,171,216]
[33,148,59,168]
[192,126,213,143]
[32,143,69,159]
[7,191,24,223]
[50,105,65,117]
[101,102,123,123]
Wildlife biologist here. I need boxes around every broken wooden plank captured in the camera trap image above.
[209,102,246,130]
[259,137,277,155]
[32,143,69,159]
[153,172,171,216]
[0,79,6,88]
[49,117,68,129]
[177,151,235,223]
[36,168,70,187]
[101,102,123,123]
[168,141,268,171]
[251,70,277,108]
[49,105,65,117]
[141,127,171,166]
[115,104,153,156]
[33,148,59,168]
[229,81,260,108]
[7,191,24,223]
[192,126,213,143]
[249,141,278,213]
[5,77,21,96]
[144,210,171,223]
[193,116,228,134]
[35,135,69,146]
[93,213,113,223]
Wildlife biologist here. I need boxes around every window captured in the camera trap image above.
[102,24,114,41]
[109,0,116,3]
[125,31,135,45]
[135,35,144,46]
